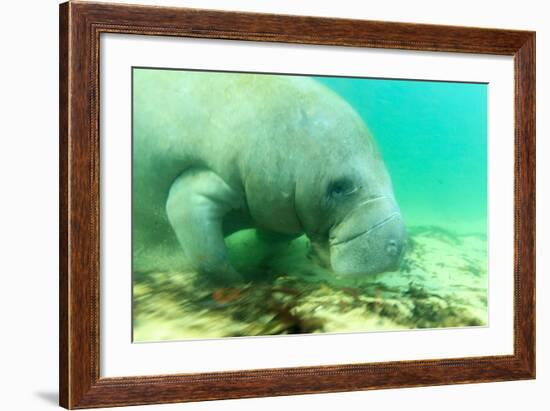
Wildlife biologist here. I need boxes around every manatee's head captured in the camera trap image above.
[305,136,406,277]
[327,187,406,276]
[281,78,406,276]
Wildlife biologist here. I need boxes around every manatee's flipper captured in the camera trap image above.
[307,239,332,269]
[166,169,243,285]
[238,229,300,280]
[255,229,300,253]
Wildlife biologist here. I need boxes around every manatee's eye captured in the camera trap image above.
[327,178,356,199]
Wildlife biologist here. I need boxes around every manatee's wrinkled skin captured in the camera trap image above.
[133,70,406,283]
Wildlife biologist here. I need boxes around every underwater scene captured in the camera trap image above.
[132,68,488,342]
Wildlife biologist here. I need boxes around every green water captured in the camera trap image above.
[317,77,488,234]
[132,69,488,342]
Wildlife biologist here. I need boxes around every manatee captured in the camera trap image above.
[133,69,406,283]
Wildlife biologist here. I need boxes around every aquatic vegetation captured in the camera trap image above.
[133,225,488,341]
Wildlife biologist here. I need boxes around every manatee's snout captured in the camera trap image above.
[329,197,406,276]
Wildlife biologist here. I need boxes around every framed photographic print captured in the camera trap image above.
[59,1,535,409]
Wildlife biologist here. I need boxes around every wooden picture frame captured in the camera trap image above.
[59,1,535,408]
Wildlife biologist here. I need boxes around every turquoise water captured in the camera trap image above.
[317,77,488,234]
[132,69,488,341]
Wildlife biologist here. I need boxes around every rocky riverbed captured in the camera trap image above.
[133,226,487,342]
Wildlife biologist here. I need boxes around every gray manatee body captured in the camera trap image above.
[133,69,406,283]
